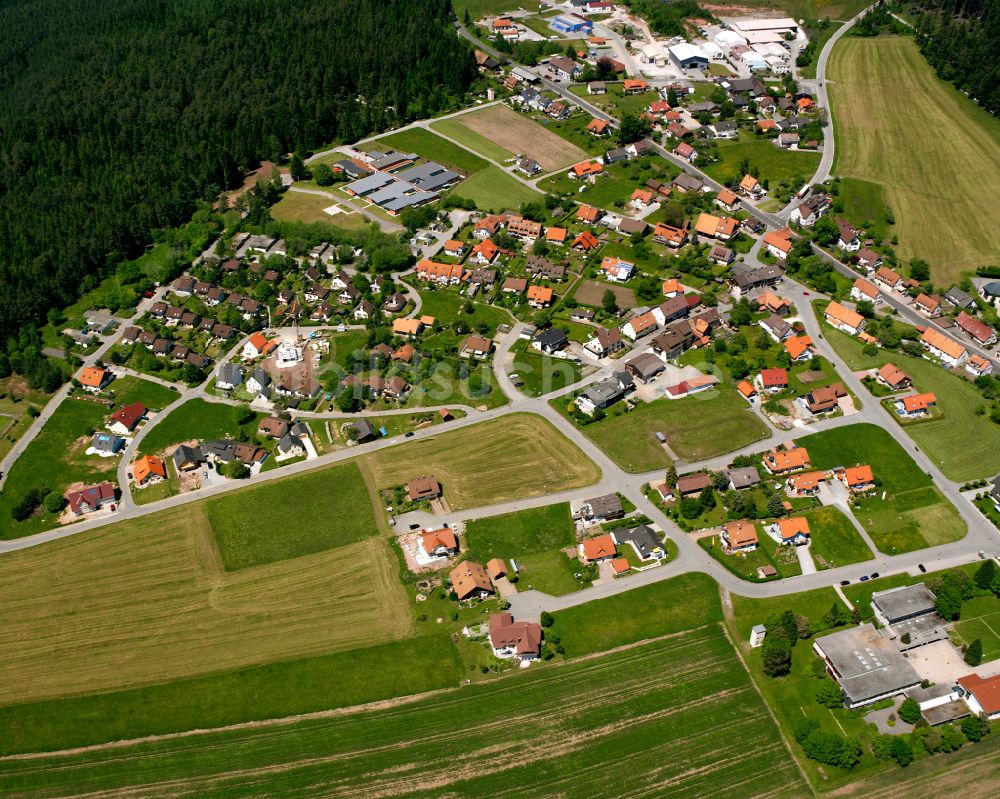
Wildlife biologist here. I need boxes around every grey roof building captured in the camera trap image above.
[580,493,623,521]
[871,583,937,626]
[171,444,205,472]
[727,466,761,490]
[613,525,665,560]
[91,432,125,455]
[813,624,922,709]
[353,418,378,442]
[943,286,976,308]
[216,363,243,388]
[394,162,461,192]
[578,378,625,412]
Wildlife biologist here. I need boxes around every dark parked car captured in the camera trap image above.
[918,563,927,573]
[404,431,415,438]
[859,575,869,582]
[840,579,850,586]
[870,572,880,579]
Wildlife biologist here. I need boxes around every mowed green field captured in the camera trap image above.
[952,595,1000,662]
[0,629,808,799]
[207,462,379,570]
[365,413,601,509]
[366,127,489,175]
[139,397,264,454]
[702,131,820,186]
[796,423,966,553]
[270,190,368,230]
[0,500,414,711]
[566,385,770,472]
[463,503,580,595]
[451,165,543,211]
[800,505,873,569]
[821,318,1000,481]
[829,36,1000,282]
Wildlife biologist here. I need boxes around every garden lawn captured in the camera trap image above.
[702,130,819,186]
[801,505,873,569]
[0,630,806,799]
[837,176,892,241]
[551,572,721,657]
[367,128,488,175]
[511,342,582,398]
[139,398,264,455]
[365,413,601,510]
[515,549,586,595]
[450,165,542,211]
[0,397,121,539]
[416,290,511,335]
[206,462,378,570]
[821,319,1000,481]
[568,385,770,472]
[463,503,574,561]
[109,375,177,411]
[795,423,966,553]
[270,191,368,231]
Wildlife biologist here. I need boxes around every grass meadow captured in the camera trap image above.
[139,397,265,455]
[366,413,601,510]
[829,36,1000,282]
[0,628,807,799]
[450,165,543,211]
[562,385,770,472]
[796,423,965,553]
[207,462,378,570]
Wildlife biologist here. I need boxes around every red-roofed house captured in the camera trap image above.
[66,481,117,516]
[839,465,875,492]
[957,673,1000,719]
[107,402,147,435]
[489,612,543,661]
[756,367,788,393]
[582,534,617,561]
[895,392,937,417]
[955,312,997,345]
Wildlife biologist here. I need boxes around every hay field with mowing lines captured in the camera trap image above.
[449,104,588,171]
[365,413,601,509]
[0,504,412,706]
[431,115,516,163]
[829,37,1000,282]
[0,629,808,799]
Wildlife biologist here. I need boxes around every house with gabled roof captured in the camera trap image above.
[763,444,810,474]
[851,278,881,305]
[824,301,865,336]
[107,402,147,435]
[955,311,997,345]
[920,328,968,367]
[66,482,117,516]
[895,392,937,417]
[762,227,793,260]
[450,561,494,600]
[873,265,904,293]
[133,454,167,486]
[966,353,993,377]
[489,612,542,661]
[721,520,758,552]
[78,367,112,393]
[756,367,788,392]
[767,516,810,545]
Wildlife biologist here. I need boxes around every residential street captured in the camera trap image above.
[2,11,997,623]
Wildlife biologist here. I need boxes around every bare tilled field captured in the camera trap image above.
[453,104,588,171]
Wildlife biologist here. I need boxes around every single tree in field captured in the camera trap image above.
[974,558,997,591]
[601,289,618,314]
[766,493,785,518]
[762,634,791,677]
[965,638,983,666]
[289,152,309,182]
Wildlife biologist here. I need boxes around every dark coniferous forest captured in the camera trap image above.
[0,0,475,349]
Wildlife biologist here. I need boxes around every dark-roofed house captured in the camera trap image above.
[66,482,117,516]
[90,432,125,456]
[171,444,205,472]
[584,327,624,358]
[676,472,712,497]
[107,402,146,435]
[579,493,623,522]
[576,377,625,414]
[407,476,441,502]
[727,466,761,491]
[353,418,378,443]
[612,525,665,560]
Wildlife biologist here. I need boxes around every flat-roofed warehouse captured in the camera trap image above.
[813,623,922,709]
[871,583,936,626]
